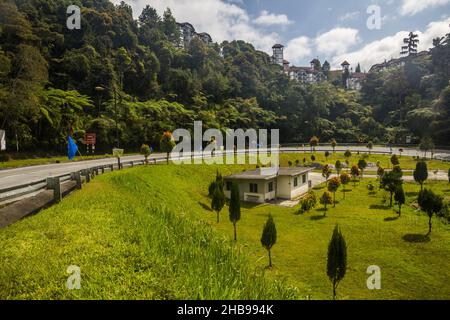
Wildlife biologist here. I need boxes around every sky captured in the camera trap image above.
[114,0,450,71]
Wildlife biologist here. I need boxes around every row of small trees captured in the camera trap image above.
[309,136,436,158]
[139,132,177,165]
[209,171,241,240]
[208,172,277,267]
[309,136,376,155]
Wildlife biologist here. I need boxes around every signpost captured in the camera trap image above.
[84,133,96,154]
[0,130,6,151]
[113,148,124,169]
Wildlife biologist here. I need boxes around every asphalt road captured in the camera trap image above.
[1,146,449,190]
[0,154,150,190]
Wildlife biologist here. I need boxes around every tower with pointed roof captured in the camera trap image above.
[341,60,350,71]
[272,44,284,66]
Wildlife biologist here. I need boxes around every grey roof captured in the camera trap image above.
[225,167,313,181]
[277,167,314,176]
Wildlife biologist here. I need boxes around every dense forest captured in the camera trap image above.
[0,0,449,154]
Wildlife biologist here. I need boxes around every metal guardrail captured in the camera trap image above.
[1,147,449,207]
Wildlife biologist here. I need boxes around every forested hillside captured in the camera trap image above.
[0,0,449,153]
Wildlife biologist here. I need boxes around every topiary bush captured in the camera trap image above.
[297,191,317,215]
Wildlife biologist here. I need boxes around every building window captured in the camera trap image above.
[268,182,274,192]
[250,183,258,193]
[294,177,298,187]
[302,174,307,184]
[226,181,232,191]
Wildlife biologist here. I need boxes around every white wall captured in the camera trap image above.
[276,173,309,200]
[276,176,292,199]
[224,179,276,203]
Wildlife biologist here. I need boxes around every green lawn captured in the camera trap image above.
[0,163,294,300]
[281,151,450,171]
[0,158,449,299]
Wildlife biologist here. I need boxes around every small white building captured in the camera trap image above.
[224,167,313,203]
[347,72,366,91]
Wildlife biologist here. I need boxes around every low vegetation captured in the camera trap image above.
[1,158,449,299]
[0,166,296,299]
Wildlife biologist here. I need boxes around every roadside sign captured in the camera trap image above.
[85,133,96,145]
[0,130,5,151]
[113,148,124,158]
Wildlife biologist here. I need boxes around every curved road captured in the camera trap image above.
[1,146,449,190]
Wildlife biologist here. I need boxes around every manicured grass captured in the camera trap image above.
[0,157,449,299]
[281,152,450,171]
[114,164,450,300]
[0,163,295,300]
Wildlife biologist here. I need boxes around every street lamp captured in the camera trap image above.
[95,85,121,149]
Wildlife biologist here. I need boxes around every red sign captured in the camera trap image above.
[85,133,96,145]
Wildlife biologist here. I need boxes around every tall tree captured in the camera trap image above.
[418,189,443,236]
[322,164,332,185]
[357,159,368,178]
[160,131,176,164]
[261,214,277,268]
[401,32,419,56]
[162,8,180,44]
[320,191,333,215]
[350,165,360,187]
[327,225,347,300]
[367,141,373,154]
[335,160,342,175]
[381,171,403,206]
[211,186,225,223]
[330,139,337,153]
[340,173,351,199]
[139,5,161,28]
[413,161,428,191]
[322,61,331,78]
[229,182,241,241]
[309,136,319,152]
[419,136,434,158]
[328,177,341,207]
[394,186,406,216]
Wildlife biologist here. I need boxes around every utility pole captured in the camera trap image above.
[96,85,121,149]
[114,89,119,148]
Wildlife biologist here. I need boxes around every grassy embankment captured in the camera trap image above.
[0,161,294,299]
[1,154,449,299]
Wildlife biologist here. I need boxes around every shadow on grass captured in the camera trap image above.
[402,234,430,243]
[198,202,212,212]
[369,204,391,210]
[406,192,419,197]
[384,216,399,222]
[368,191,377,196]
[313,185,325,191]
[241,202,262,209]
[310,215,326,221]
